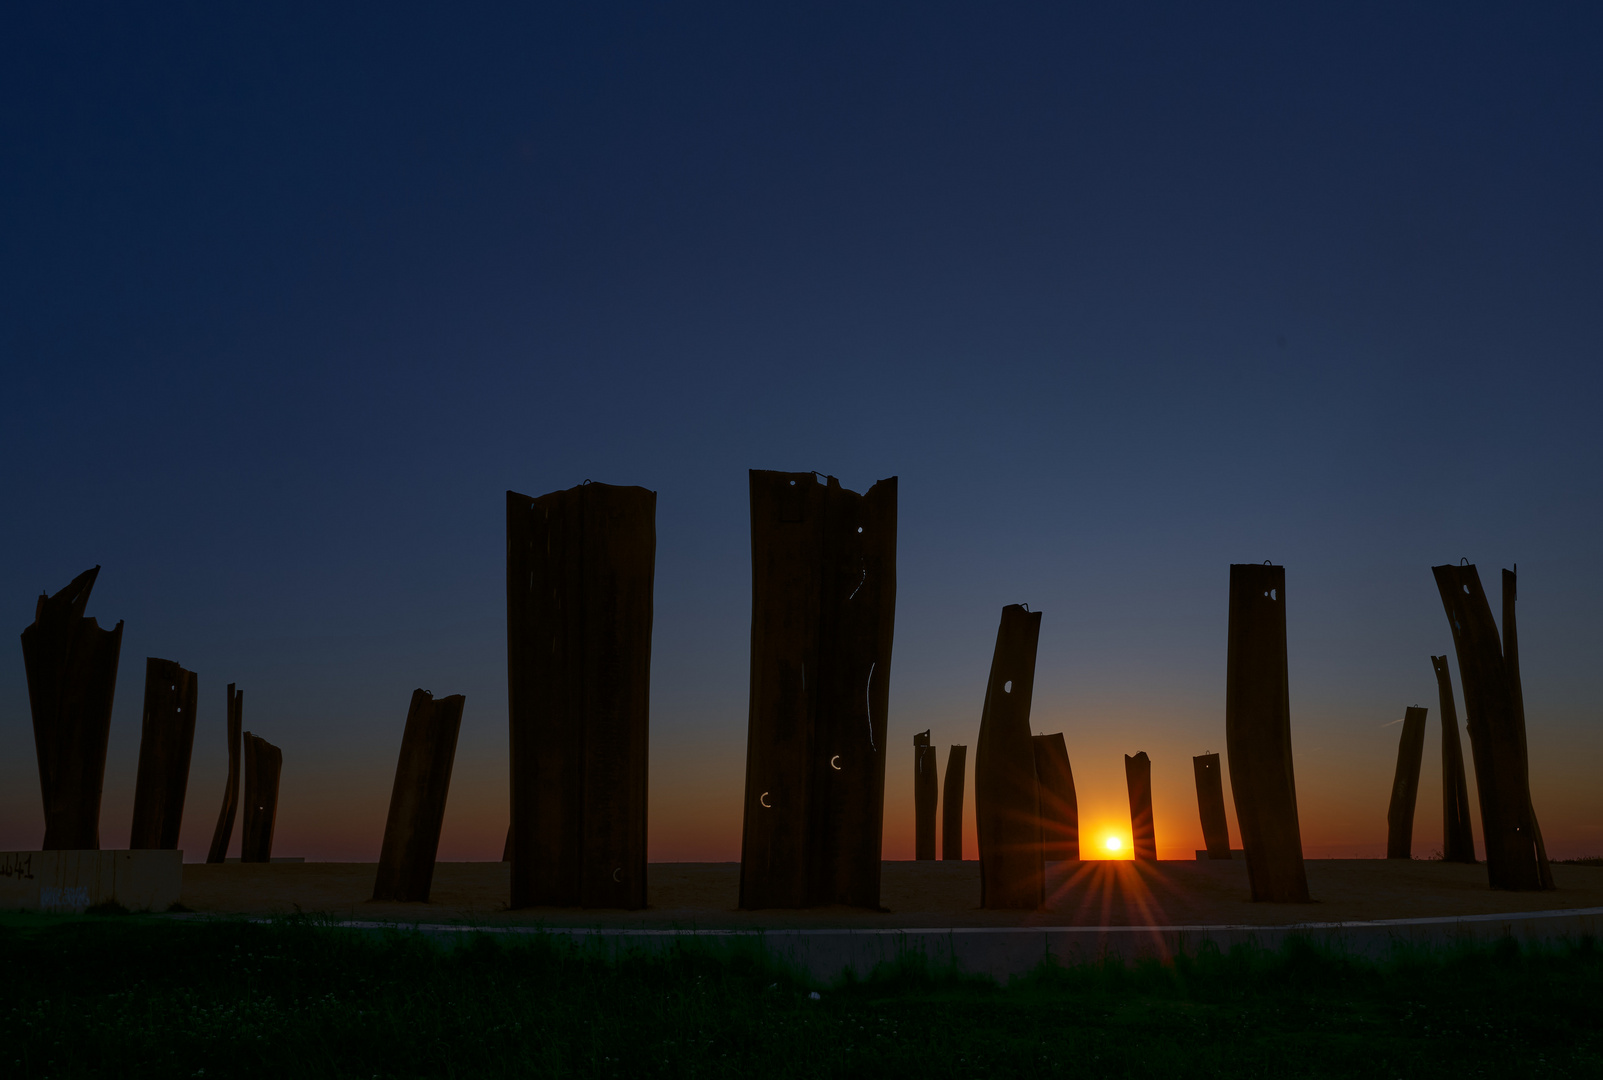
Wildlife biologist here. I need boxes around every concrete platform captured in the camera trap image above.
[1,850,183,913]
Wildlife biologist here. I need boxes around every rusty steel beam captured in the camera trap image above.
[1385,707,1429,859]
[240,732,282,863]
[374,689,466,902]
[1125,752,1157,861]
[1193,753,1231,859]
[129,658,199,850]
[508,482,656,909]
[941,745,967,861]
[740,471,896,910]
[1431,656,1477,863]
[21,566,124,851]
[205,684,243,863]
[975,604,1043,909]
[1033,733,1078,862]
[914,730,937,860]
[1433,563,1551,890]
[1225,563,1311,902]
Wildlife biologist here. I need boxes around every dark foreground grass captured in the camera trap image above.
[2,913,1600,1078]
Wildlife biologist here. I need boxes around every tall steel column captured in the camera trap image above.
[1385,706,1428,859]
[1124,751,1157,861]
[374,689,466,902]
[205,684,244,863]
[975,604,1043,909]
[129,658,199,851]
[913,730,937,860]
[1033,733,1078,862]
[1193,753,1231,859]
[941,745,967,861]
[241,733,282,863]
[1431,656,1477,863]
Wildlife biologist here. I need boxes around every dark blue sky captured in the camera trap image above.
[3,4,1600,860]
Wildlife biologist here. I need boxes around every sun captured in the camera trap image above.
[1104,835,1122,853]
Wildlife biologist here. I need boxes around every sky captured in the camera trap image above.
[3,3,1601,866]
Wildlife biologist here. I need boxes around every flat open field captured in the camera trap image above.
[178,858,1603,928]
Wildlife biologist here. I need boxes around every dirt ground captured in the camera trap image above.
[177,859,1603,929]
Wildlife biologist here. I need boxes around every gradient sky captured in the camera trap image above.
[3,4,1601,866]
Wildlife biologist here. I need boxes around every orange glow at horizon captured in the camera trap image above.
[1104,835,1121,853]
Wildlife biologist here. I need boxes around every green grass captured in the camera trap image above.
[2,912,1600,1078]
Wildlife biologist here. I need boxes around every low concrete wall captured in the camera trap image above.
[0,851,183,913]
[322,906,1603,983]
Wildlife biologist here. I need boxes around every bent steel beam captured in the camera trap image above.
[508,482,656,910]
[1225,563,1311,902]
[129,658,199,850]
[240,733,282,863]
[1193,753,1231,860]
[1431,656,1477,863]
[1125,752,1157,861]
[206,684,243,863]
[1432,564,1551,890]
[1385,707,1428,859]
[21,566,124,850]
[1033,733,1078,862]
[942,745,967,861]
[975,604,1043,909]
[740,471,896,910]
[914,730,937,861]
[374,689,466,902]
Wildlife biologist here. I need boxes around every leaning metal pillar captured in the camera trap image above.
[975,604,1043,909]
[1193,753,1231,859]
[1125,752,1157,861]
[21,566,124,851]
[205,684,244,863]
[740,471,897,909]
[941,745,967,860]
[240,732,282,863]
[1432,563,1551,890]
[1033,733,1078,862]
[129,658,199,850]
[914,730,937,860]
[508,482,656,909]
[1385,706,1428,859]
[374,689,466,902]
[1225,563,1311,902]
[1431,656,1476,863]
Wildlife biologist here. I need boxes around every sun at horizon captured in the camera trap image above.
[1104,835,1122,853]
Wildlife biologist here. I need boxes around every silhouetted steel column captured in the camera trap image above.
[374,689,466,902]
[1384,706,1428,859]
[1225,563,1311,902]
[1501,568,1553,887]
[1033,733,1078,861]
[914,730,937,860]
[206,684,243,863]
[1125,752,1157,861]
[740,471,896,910]
[976,604,1043,909]
[1193,753,1231,859]
[1431,656,1476,863]
[129,658,198,850]
[941,745,967,861]
[508,482,656,909]
[1433,563,1551,890]
[21,566,124,851]
[240,733,282,863]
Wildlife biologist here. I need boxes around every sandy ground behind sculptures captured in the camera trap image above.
[178,859,1603,929]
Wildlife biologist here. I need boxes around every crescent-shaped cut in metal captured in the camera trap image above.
[830,755,841,770]
[613,868,621,882]
[760,791,771,807]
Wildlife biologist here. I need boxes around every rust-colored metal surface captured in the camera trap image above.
[21,566,124,850]
[205,684,243,863]
[373,689,466,902]
[1033,733,1078,861]
[1432,656,1477,863]
[128,658,199,850]
[1224,563,1311,902]
[1193,753,1231,859]
[941,745,967,861]
[1124,751,1157,861]
[1432,564,1551,890]
[975,604,1043,909]
[1385,706,1428,859]
[914,730,937,860]
[739,471,897,910]
[240,733,282,863]
[508,482,656,909]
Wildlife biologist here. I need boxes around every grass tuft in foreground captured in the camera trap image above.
[2,912,1600,1078]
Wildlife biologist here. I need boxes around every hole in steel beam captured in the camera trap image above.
[831,755,841,770]
[759,792,771,807]
[1003,680,1013,693]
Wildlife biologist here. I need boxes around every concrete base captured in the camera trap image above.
[0,851,183,913]
[1195,850,1246,860]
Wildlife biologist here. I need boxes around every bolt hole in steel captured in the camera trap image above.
[613,868,621,882]
[760,791,771,807]
[1003,679,1012,693]
[857,526,863,533]
[830,755,841,770]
